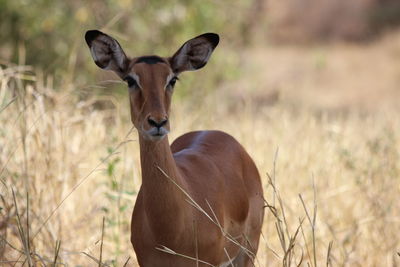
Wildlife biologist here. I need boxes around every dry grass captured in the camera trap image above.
[1,34,400,266]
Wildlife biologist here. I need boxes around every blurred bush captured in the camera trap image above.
[267,0,400,42]
[369,0,400,34]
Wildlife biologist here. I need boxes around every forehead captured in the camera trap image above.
[130,56,172,78]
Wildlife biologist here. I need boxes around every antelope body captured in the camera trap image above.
[85,30,264,267]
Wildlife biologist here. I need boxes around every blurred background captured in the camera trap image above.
[1,0,400,110]
[1,0,400,266]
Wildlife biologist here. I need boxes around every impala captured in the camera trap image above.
[85,30,264,267]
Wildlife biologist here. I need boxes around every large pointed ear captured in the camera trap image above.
[170,33,219,74]
[85,30,129,77]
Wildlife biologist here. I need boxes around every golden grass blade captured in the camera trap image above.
[155,245,216,267]
[12,188,32,266]
[122,257,130,267]
[0,96,16,114]
[98,217,105,267]
[82,252,110,267]
[52,240,61,267]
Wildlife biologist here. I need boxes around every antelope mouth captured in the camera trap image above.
[145,127,169,141]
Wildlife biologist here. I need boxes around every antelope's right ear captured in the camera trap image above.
[85,30,129,77]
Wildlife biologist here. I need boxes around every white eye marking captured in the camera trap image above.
[165,73,174,88]
[165,73,178,89]
[125,73,142,89]
[131,73,141,87]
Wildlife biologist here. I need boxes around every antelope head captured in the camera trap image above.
[85,30,219,141]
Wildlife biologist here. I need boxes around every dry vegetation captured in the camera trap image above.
[1,32,400,266]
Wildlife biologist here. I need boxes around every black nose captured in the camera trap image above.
[148,117,168,128]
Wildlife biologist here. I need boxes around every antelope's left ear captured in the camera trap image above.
[170,33,219,74]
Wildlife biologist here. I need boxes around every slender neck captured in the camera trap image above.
[138,135,187,238]
[139,135,177,182]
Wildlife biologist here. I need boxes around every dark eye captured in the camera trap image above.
[124,76,138,88]
[168,77,178,88]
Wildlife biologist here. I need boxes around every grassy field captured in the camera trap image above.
[1,32,400,266]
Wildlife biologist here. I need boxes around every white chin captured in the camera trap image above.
[147,134,167,141]
[142,127,169,141]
